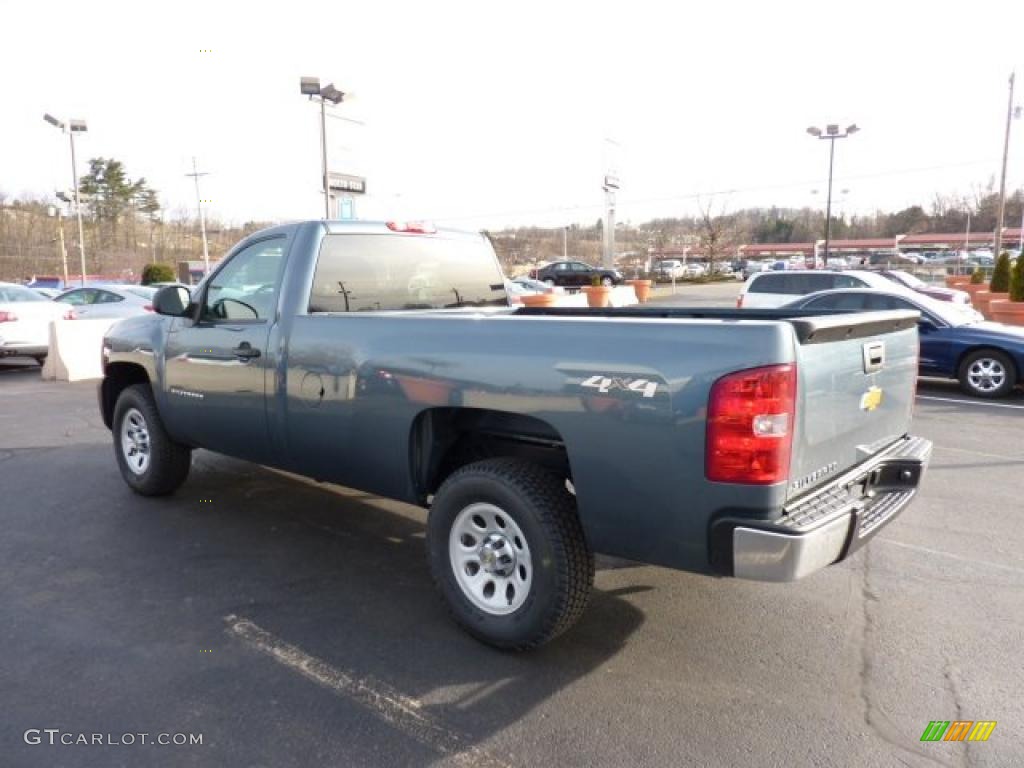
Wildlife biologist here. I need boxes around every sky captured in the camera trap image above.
[2,0,1023,231]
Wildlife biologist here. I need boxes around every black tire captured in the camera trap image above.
[957,349,1016,398]
[427,458,594,650]
[112,383,192,495]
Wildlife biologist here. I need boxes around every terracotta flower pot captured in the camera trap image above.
[521,292,560,307]
[582,285,613,308]
[963,282,988,302]
[988,299,1024,326]
[978,291,1009,320]
[945,275,971,289]
[627,279,653,303]
[395,375,453,406]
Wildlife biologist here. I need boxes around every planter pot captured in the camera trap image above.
[977,291,1009,320]
[945,275,971,289]
[395,375,453,406]
[988,299,1024,326]
[582,285,613,308]
[963,282,988,302]
[627,279,653,303]
[520,292,561,307]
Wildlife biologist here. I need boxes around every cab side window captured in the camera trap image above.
[203,238,286,322]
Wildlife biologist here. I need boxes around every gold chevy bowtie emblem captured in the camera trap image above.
[860,386,883,412]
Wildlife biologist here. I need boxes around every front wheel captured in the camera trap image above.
[427,458,594,650]
[958,349,1016,398]
[112,383,192,495]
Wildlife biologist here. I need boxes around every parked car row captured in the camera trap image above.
[738,269,974,312]
[736,268,1022,398]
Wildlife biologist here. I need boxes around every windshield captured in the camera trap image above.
[124,286,158,300]
[891,270,924,289]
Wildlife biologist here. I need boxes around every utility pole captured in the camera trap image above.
[963,211,971,276]
[994,72,1015,259]
[563,226,568,260]
[186,157,211,274]
[602,177,619,269]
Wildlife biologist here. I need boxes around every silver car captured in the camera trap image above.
[55,284,157,319]
[0,282,75,363]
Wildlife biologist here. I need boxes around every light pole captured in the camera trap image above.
[806,123,859,266]
[44,113,88,286]
[993,72,1016,259]
[300,76,345,219]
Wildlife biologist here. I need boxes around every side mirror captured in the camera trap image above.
[153,285,191,317]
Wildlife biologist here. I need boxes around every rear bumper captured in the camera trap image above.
[713,435,933,582]
[0,344,48,358]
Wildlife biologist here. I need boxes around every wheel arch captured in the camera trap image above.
[409,407,572,504]
[955,345,1020,383]
[100,362,151,429]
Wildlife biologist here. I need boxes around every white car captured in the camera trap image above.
[0,282,75,364]
[737,269,982,321]
[682,263,706,278]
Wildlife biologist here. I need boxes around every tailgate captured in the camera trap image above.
[786,310,919,502]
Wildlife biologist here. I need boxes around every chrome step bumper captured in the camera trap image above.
[725,435,933,582]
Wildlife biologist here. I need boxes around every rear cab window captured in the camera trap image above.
[309,233,507,312]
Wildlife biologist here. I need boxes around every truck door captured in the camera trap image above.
[162,236,288,463]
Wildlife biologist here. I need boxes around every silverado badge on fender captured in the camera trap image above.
[860,385,883,412]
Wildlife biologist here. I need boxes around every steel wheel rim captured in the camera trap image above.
[120,407,151,475]
[449,502,532,616]
[967,358,1006,392]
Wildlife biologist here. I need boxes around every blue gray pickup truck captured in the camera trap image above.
[99,220,932,649]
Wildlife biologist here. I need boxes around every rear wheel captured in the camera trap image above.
[958,349,1016,398]
[112,383,192,495]
[427,458,593,650]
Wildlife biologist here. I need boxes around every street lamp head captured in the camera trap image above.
[826,124,839,136]
[300,76,321,96]
[845,123,860,135]
[320,83,344,104]
[806,126,821,137]
[69,119,87,133]
[43,113,64,130]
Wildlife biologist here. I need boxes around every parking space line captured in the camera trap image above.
[223,615,511,768]
[876,539,1024,577]
[916,395,1024,410]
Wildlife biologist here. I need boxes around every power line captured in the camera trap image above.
[428,157,1000,224]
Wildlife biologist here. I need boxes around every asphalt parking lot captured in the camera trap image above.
[2,290,1022,768]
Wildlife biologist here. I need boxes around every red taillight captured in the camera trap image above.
[706,364,796,485]
[0,311,17,323]
[63,308,76,320]
[386,221,437,234]
[736,294,744,308]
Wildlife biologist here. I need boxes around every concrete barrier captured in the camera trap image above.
[41,318,120,382]
[544,286,639,308]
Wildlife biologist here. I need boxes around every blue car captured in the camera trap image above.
[783,289,1024,398]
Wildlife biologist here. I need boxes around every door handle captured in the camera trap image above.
[232,342,261,360]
